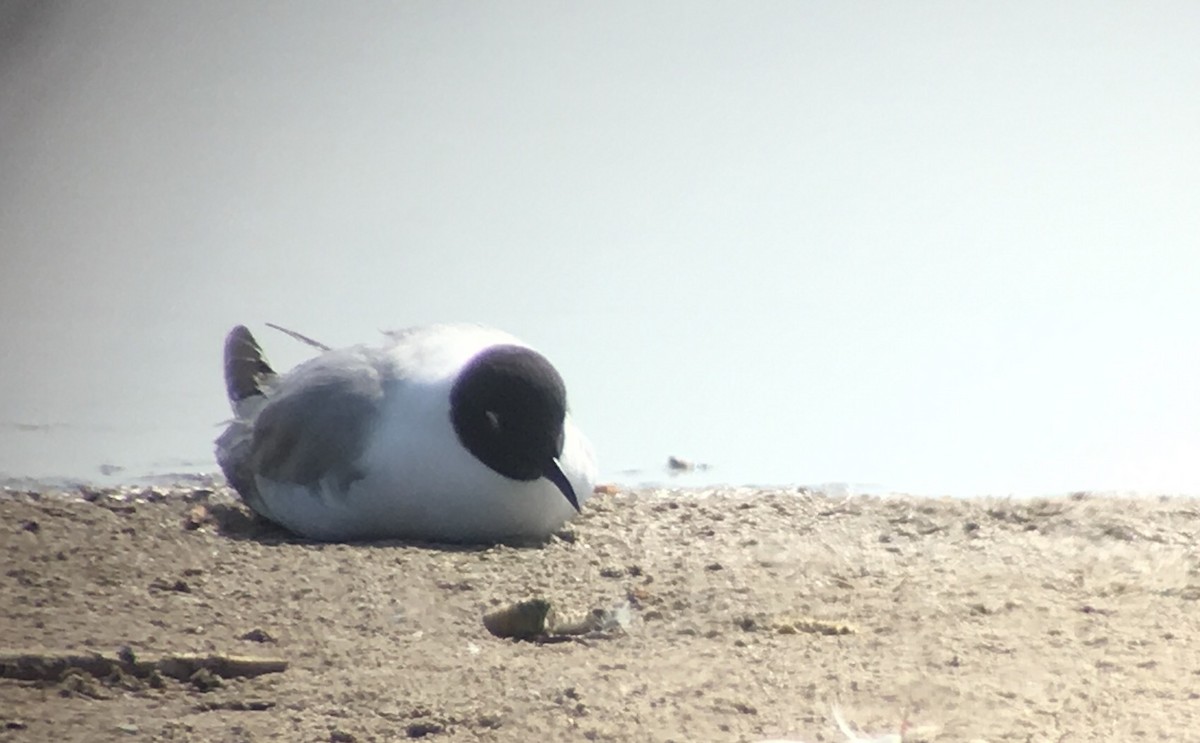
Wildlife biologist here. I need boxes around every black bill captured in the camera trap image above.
[543,458,581,512]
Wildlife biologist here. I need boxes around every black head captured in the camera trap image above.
[450,344,580,511]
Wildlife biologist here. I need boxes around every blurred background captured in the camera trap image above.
[1,1,1197,494]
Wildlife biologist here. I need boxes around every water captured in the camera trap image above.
[2,4,1198,496]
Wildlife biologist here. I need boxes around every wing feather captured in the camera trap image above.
[249,350,387,493]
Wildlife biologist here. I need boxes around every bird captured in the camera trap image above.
[214,322,596,543]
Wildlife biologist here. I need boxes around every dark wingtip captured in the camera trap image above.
[543,458,581,512]
[224,325,275,404]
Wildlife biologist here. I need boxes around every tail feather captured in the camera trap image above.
[223,325,275,409]
[265,322,330,351]
[218,325,274,506]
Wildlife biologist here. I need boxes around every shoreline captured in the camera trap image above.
[4,476,1196,502]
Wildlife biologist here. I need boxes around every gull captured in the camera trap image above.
[215,323,596,542]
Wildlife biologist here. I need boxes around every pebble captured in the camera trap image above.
[241,628,276,643]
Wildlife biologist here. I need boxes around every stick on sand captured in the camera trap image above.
[0,649,288,682]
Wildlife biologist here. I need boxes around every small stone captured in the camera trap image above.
[241,628,276,643]
[330,731,356,742]
[20,520,39,533]
[140,487,166,502]
[666,456,695,472]
[627,586,653,607]
[476,714,502,729]
[79,487,102,502]
[405,721,444,738]
[58,670,104,699]
[118,645,136,665]
[183,505,210,530]
[553,528,577,543]
[189,668,221,692]
[117,723,139,734]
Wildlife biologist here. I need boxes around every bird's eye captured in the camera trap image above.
[485,410,501,431]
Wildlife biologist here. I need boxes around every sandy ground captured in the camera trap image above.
[2,483,1199,742]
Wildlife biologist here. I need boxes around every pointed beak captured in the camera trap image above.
[543,458,581,512]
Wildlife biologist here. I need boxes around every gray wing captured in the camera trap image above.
[221,349,388,499]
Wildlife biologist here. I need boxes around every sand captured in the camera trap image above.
[2,483,1198,742]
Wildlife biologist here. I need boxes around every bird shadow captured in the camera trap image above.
[206,503,294,544]
[207,502,555,552]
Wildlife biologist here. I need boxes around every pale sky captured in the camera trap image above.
[2,1,1198,494]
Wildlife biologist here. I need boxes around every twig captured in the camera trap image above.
[0,649,287,682]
